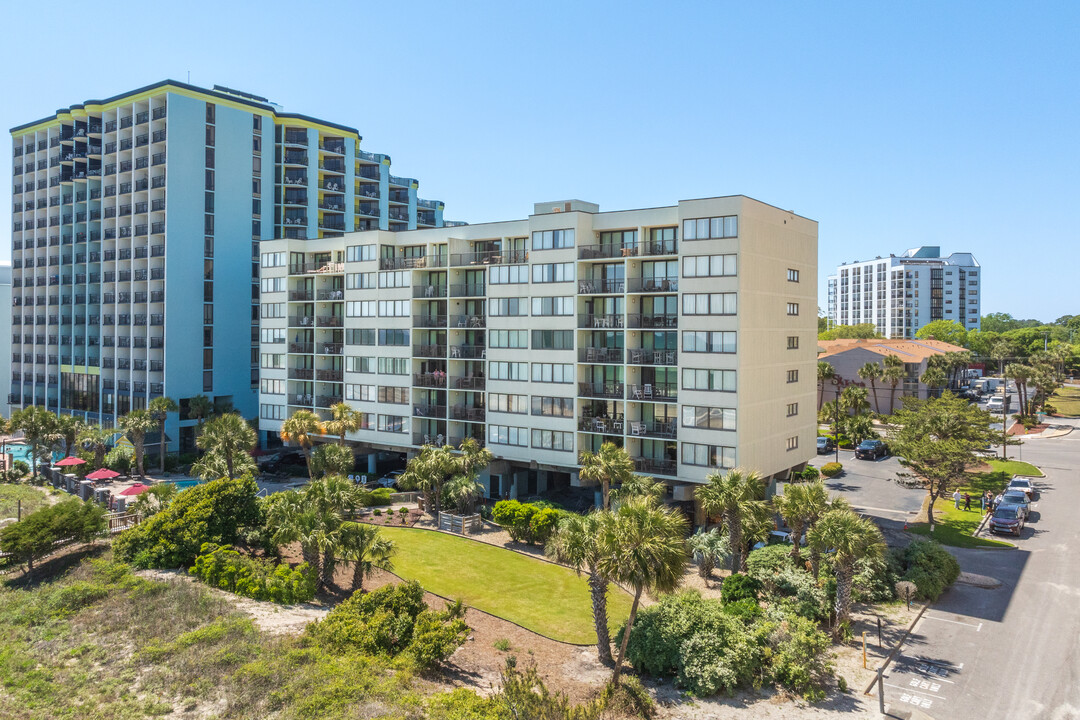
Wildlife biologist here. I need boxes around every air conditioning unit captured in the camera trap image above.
[672,485,695,502]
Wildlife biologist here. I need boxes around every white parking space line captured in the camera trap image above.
[885,682,947,699]
[851,505,918,516]
[921,614,982,630]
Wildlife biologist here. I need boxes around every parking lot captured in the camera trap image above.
[805,449,925,523]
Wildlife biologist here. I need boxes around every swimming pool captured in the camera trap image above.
[167,479,200,490]
[5,443,59,467]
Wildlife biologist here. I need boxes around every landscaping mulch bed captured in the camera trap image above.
[1008,422,1049,436]
[354,506,424,527]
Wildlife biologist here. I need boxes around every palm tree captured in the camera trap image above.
[1006,362,1031,418]
[194,413,258,480]
[265,492,327,584]
[148,396,178,474]
[546,512,614,664]
[443,474,486,515]
[695,468,767,573]
[883,355,905,414]
[455,436,494,479]
[54,414,85,458]
[609,474,665,506]
[10,407,59,478]
[339,521,395,591]
[280,409,323,479]
[397,445,453,515]
[578,441,634,510]
[187,394,215,445]
[989,339,1015,376]
[78,424,115,470]
[687,528,730,585]
[119,409,156,477]
[773,481,829,569]
[857,362,883,414]
[596,496,688,684]
[808,507,884,635]
[818,361,837,412]
[323,402,361,445]
[920,365,947,399]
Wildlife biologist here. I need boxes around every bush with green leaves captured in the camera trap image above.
[12,460,30,477]
[105,445,134,474]
[854,553,901,603]
[759,604,833,701]
[820,462,843,478]
[359,487,394,507]
[746,544,796,579]
[799,466,821,482]
[113,477,261,569]
[894,539,960,600]
[721,573,763,604]
[189,543,315,604]
[308,580,468,668]
[768,570,829,621]
[491,500,560,545]
[0,499,106,574]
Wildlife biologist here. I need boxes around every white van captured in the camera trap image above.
[986,396,1004,413]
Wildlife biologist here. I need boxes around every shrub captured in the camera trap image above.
[12,460,30,477]
[105,445,134,473]
[113,477,261,569]
[721,573,762,604]
[0,499,106,574]
[799,466,821,482]
[308,580,468,668]
[746,544,796,579]
[762,606,833,701]
[854,553,901,603]
[373,509,382,516]
[769,570,829,621]
[721,598,762,623]
[1043,403,1057,415]
[491,500,560,545]
[359,487,393,507]
[893,539,960,600]
[820,462,843,478]
[190,543,315,603]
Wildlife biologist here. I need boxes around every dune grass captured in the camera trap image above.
[378,526,633,644]
[0,483,52,521]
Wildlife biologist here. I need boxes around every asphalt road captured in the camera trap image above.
[872,417,1080,720]
[806,451,925,523]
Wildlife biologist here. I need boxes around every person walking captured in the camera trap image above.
[953,489,962,509]
[963,493,972,511]
[985,491,995,514]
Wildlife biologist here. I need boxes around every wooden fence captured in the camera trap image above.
[438,512,481,535]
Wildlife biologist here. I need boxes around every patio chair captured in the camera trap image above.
[631,422,645,436]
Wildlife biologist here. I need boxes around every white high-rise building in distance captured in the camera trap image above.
[827,246,981,339]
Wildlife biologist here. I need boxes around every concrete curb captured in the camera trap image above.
[863,601,930,695]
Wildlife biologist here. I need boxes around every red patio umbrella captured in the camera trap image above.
[55,456,87,467]
[86,468,121,481]
[118,483,150,496]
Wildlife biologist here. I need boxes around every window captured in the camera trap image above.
[346,244,376,262]
[346,328,376,346]
[682,254,737,277]
[682,406,737,431]
[378,357,408,375]
[260,328,285,344]
[682,331,737,353]
[787,269,800,282]
[532,429,574,452]
[205,103,215,123]
[490,361,528,381]
[490,298,527,316]
[377,300,408,317]
[490,330,528,349]
[490,393,528,414]
[346,384,376,402]
[261,252,285,268]
[260,403,286,420]
[531,396,574,418]
[346,272,375,289]
[378,386,409,404]
[532,262,574,283]
[204,192,215,213]
[682,215,738,240]
[346,356,374,373]
[682,443,735,469]
[682,369,736,392]
[260,303,285,318]
[204,214,214,235]
[377,415,406,433]
[531,363,574,383]
[531,229,575,250]
[787,402,799,416]
[260,276,284,293]
[682,293,737,315]
[260,353,284,369]
[786,369,799,383]
[490,265,529,284]
[787,303,800,316]
[532,330,574,350]
[378,270,408,288]
[203,371,213,392]
[205,147,215,168]
[260,379,285,395]
[787,336,800,350]
[253,115,262,131]
[531,296,574,316]
[377,329,409,346]
[488,424,528,447]
[346,301,376,317]
[786,436,799,451]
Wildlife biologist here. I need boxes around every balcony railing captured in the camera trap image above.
[317,342,343,355]
[316,316,343,327]
[449,314,485,329]
[449,284,485,297]
[289,394,314,407]
[627,349,677,366]
[630,420,678,440]
[413,344,447,358]
[289,342,314,354]
[379,255,437,270]
[578,279,625,294]
[579,382,624,399]
[288,368,314,380]
[315,369,343,382]
[413,284,447,298]
[628,383,678,402]
[413,373,447,388]
[449,249,528,266]
[413,404,446,418]
[626,278,679,293]
[450,406,486,422]
[290,262,344,275]
[453,376,486,391]
[579,347,624,364]
[413,314,447,328]
[316,289,344,301]
[578,314,624,329]
[627,314,678,329]
[289,290,314,301]
[632,457,677,477]
[449,345,485,360]
[579,240,678,260]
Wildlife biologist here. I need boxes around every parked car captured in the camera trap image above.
[855,439,888,460]
[986,396,1004,413]
[996,490,1030,519]
[1007,478,1036,500]
[376,470,403,489]
[816,436,836,454]
[989,504,1026,536]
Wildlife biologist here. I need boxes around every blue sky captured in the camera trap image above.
[3,0,1076,320]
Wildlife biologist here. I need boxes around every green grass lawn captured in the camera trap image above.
[987,459,1043,477]
[1050,386,1080,417]
[0,484,51,521]
[378,526,633,644]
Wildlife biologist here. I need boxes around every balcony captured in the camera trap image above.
[413,314,447,328]
[289,290,315,301]
[449,283,485,297]
[632,457,677,477]
[413,373,447,388]
[627,349,677,366]
[315,369,343,382]
[289,342,314,354]
[449,249,528,266]
[450,406,486,422]
[288,394,314,406]
[626,278,678,293]
[413,284,447,299]
[379,256,436,270]
[578,415,625,434]
[283,151,308,166]
[317,342,343,355]
[628,383,678,402]
[449,314,485,329]
[629,420,678,440]
[316,315,343,327]
[627,314,678,329]
[413,404,446,418]
[290,261,343,275]
[578,279,625,294]
[578,314,624,329]
[579,347,624,364]
[449,345,485,360]
[283,173,307,186]
[321,178,345,192]
[579,244,636,260]
[413,343,447,358]
[579,382,624,399]
[453,376,486,391]
[288,367,314,380]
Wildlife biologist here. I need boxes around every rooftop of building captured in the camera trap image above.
[817,337,966,362]
[832,246,980,272]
